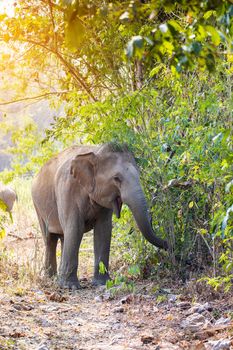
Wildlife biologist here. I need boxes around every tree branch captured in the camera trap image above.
[48,0,58,51]
[0,91,71,106]
[40,0,65,13]
[20,38,97,102]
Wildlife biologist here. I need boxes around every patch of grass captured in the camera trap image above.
[0,177,44,291]
[0,338,16,350]
[0,176,95,290]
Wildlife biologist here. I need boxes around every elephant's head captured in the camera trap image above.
[70,144,168,250]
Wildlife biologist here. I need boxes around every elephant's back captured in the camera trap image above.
[55,144,103,162]
[0,183,16,211]
[31,145,102,207]
[37,145,102,174]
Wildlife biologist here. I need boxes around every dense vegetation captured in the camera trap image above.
[0,0,232,289]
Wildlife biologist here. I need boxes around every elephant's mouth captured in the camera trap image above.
[112,196,122,218]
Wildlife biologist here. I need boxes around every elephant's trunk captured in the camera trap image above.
[122,187,168,250]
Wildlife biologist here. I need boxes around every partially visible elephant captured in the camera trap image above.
[0,182,17,212]
[32,143,168,289]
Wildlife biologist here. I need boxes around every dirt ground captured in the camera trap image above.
[0,227,233,349]
[0,277,232,350]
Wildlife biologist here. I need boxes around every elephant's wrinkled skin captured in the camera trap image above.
[0,182,17,212]
[32,144,168,289]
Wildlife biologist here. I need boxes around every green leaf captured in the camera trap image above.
[205,53,215,71]
[199,229,208,235]
[205,25,221,46]
[128,264,140,277]
[228,5,233,17]
[168,20,182,33]
[203,10,216,20]
[99,261,107,275]
[126,36,144,58]
[191,41,202,55]
[212,132,222,142]
[198,25,207,40]
[65,16,85,49]
[189,201,194,208]
[0,229,5,240]
[0,199,7,212]
[149,64,165,77]
[132,36,144,49]
[144,37,154,46]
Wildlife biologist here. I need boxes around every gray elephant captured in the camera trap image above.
[0,182,17,212]
[32,143,168,289]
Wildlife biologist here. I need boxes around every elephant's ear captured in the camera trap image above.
[70,152,97,193]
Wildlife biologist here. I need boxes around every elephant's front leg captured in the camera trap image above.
[93,209,113,286]
[59,216,84,290]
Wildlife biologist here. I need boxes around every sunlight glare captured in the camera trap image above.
[0,0,15,17]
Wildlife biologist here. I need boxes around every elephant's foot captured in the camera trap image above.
[92,273,110,286]
[58,277,81,290]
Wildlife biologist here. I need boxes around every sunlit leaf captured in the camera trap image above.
[222,204,233,234]
[59,0,75,6]
[205,25,221,46]
[144,37,153,46]
[0,229,5,240]
[212,132,222,142]
[203,10,216,20]
[149,64,165,77]
[168,20,182,33]
[159,23,168,33]
[199,229,208,235]
[128,264,140,277]
[65,16,85,49]
[225,180,233,193]
[0,199,7,212]
[189,201,194,209]
[99,261,107,275]
[119,11,130,22]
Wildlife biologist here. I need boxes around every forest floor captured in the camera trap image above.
[0,278,232,350]
[0,222,233,349]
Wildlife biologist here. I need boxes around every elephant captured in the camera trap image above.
[31,143,168,289]
[0,182,17,212]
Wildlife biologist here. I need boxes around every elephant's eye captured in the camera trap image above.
[113,175,122,184]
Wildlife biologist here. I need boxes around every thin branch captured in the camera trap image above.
[24,38,97,102]
[40,0,65,13]
[48,0,58,51]
[14,44,36,62]
[0,91,71,106]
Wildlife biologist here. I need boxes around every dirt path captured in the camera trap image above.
[0,224,232,350]
[0,281,232,350]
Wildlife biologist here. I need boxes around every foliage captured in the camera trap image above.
[46,65,233,281]
[0,117,60,181]
[202,274,233,292]
[98,261,107,275]
[105,271,135,296]
[122,0,233,72]
[0,199,7,240]
[0,0,232,287]
[1,0,233,104]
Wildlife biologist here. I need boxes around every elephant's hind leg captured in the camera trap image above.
[45,233,59,277]
[34,207,58,277]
